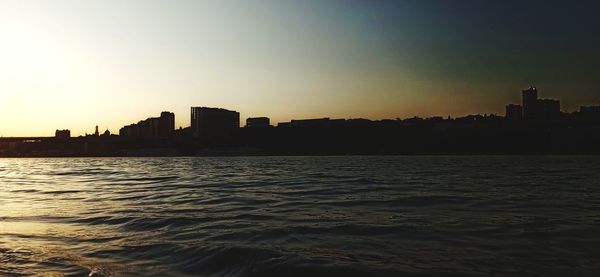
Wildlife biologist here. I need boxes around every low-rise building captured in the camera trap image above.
[246,117,270,128]
[55,129,71,139]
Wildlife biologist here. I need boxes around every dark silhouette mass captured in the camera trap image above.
[1,86,599,157]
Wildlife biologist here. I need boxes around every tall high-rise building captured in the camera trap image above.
[191,107,240,139]
[522,86,538,120]
[158,112,175,137]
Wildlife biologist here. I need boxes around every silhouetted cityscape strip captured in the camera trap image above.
[1,87,599,156]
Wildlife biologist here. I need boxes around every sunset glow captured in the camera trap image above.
[1,0,598,136]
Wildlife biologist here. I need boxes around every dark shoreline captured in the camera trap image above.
[2,153,600,158]
[3,115,600,158]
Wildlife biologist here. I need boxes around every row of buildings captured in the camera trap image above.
[119,112,175,138]
[54,108,268,139]
[114,108,243,141]
[505,86,600,121]
[505,86,561,121]
[116,107,275,140]
[52,87,598,139]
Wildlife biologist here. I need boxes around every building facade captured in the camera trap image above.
[55,129,71,139]
[522,86,539,120]
[505,104,523,120]
[537,99,561,120]
[246,117,270,128]
[191,107,240,139]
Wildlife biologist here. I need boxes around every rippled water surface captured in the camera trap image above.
[1,156,600,276]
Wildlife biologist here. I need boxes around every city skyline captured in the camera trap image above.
[1,0,599,136]
[1,84,598,138]
[1,84,598,139]
[2,85,599,157]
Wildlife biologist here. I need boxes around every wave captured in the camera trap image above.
[1,156,600,276]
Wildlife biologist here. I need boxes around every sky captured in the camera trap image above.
[0,0,599,136]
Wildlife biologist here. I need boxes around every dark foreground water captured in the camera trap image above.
[1,156,599,276]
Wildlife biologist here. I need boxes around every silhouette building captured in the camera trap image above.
[521,86,560,121]
[102,129,111,137]
[505,104,523,120]
[191,107,240,139]
[278,118,346,127]
[537,99,561,120]
[579,105,600,120]
[522,86,539,120]
[55,129,71,139]
[119,111,175,138]
[580,106,600,114]
[158,112,176,136]
[246,117,270,128]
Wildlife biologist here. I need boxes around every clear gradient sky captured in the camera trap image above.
[1,0,599,136]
